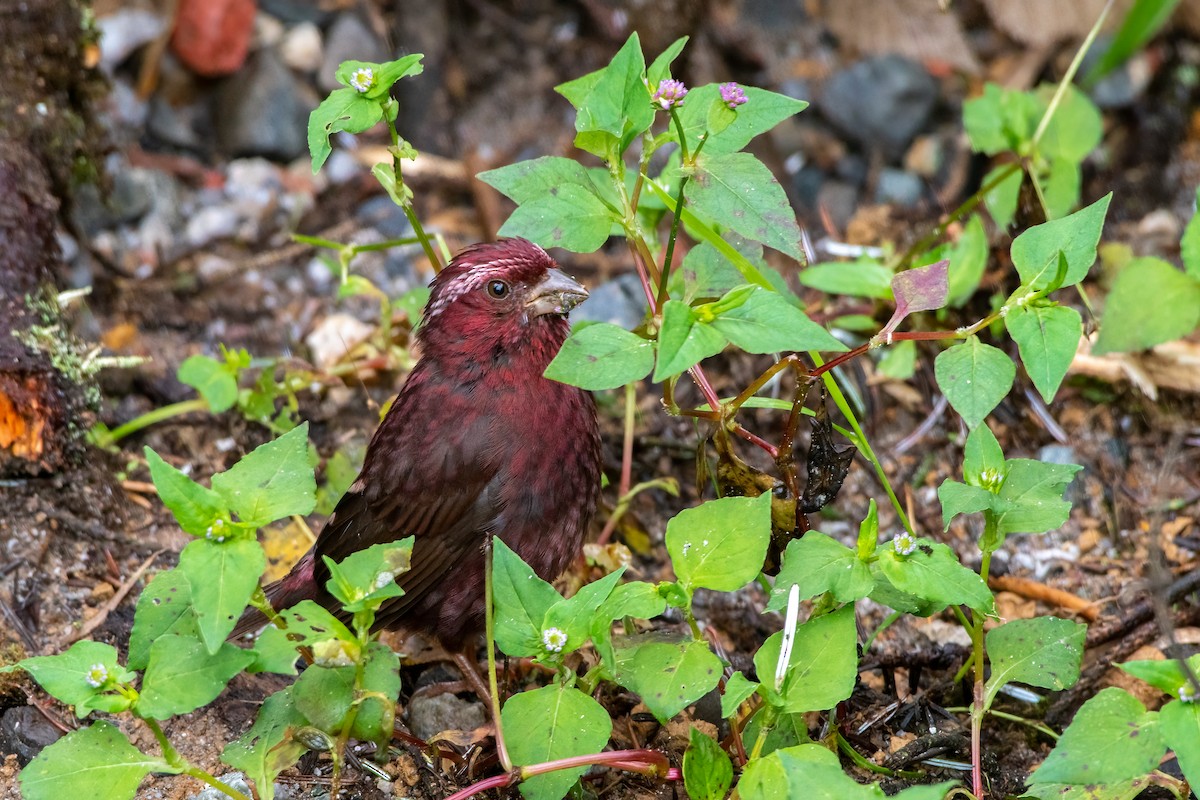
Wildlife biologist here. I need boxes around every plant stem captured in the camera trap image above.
[383,101,443,273]
[183,767,254,800]
[836,733,923,779]
[656,174,688,308]
[863,609,904,652]
[484,536,512,771]
[103,398,210,444]
[598,382,638,545]
[1030,0,1114,149]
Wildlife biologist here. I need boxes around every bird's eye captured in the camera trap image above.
[486,280,510,299]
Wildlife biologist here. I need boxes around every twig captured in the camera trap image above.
[987,575,1100,622]
[61,549,165,646]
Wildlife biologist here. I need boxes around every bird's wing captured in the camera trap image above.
[312,376,502,621]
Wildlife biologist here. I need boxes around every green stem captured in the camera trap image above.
[183,767,253,800]
[836,733,923,779]
[104,398,210,444]
[1031,0,1114,148]
[383,100,443,273]
[811,353,915,537]
[484,536,512,771]
[863,609,903,652]
[656,174,689,308]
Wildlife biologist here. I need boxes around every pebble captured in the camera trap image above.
[0,706,63,765]
[874,168,925,206]
[319,13,389,92]
[186,206,240,249]
[280,21,323,72]
[322,149,361,185]
[96,8,166,71]
[214,50,312,160]
[815,179,859,232]
[253,12,286,48]
[406,692,487,741]
[572,272,647,330]
[819,55,938,158]
[171,0,257,78]
[306,313,376,368]
[188,772,253,800]
[146,94,209,153]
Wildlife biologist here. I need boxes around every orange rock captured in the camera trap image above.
[170,0,257,78]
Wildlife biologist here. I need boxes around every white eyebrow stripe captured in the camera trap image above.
[424,257,529,320]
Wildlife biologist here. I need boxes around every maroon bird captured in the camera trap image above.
[237,239,601,672]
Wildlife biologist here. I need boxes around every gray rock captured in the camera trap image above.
[280,21,323,72]
[819,55,938,158]
[815,179,859,232]
[874,168,925,206]
[96,8,166,71]
[0,706,63,765]
[186,206,240,248]
[215,50,311,161]
[146,94,209,153]
[319,14,388,93]
[406,693,487,741]
[572,272,647,330]
[357,195,415,240]
[260,0,335,25]
[188,772,253,800]
[71,167,163,235]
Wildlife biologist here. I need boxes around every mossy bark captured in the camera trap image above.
[0,0,108,476]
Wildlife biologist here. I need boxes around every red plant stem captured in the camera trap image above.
[442,750,678,800]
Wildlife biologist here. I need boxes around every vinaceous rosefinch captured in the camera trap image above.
[234,239,601,658]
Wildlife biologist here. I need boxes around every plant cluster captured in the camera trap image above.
[5,9,1200,800]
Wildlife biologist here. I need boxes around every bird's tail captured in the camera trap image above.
[228,550,319,640]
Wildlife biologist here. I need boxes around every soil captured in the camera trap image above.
[2,2,1200,799]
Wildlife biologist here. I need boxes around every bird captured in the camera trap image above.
[234,238,602,688]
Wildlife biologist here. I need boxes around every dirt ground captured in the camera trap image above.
[3,1,1200,799]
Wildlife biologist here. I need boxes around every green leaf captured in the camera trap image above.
[1032,688,1166,784]
[983,165,1023,229]
[684,729,733,800]
[498,183,618,253]
[686,152,804,259]
[211,424,316,527]
[938,480,994,528]
[502,684,612,800]
[963,83,1015,155]
[263,600,356,650]
[1010,194,1112,290]
[647,36,688,84]
[542,568,625,656]
[1160,698,1200,788]
[478,156,607,205]
[136,634,254,719]
[1183,187,1200,281]
[653,299,727,381]
[20,722,180,800]
[1036,85,1103,164]
[947,214,989,306]
[616,637,723,722]
[1093,256,1200,354]
[754,606,858,714]
[674,84,808,156]
[877,339,916,380]
[984,617,1086,708]
[128,568,198,670]
[492,538,563,658]
[308,88,384,174]
[4,641,131,718]
[558,33,654,144]
[591,581,667,672]
[739,743,840,800]
[293,665,356,731]
[1041,159,1082,220]
[144,447,227,537]
[1118,654,1200,694]
[1022,778,1152,800]
[177,355,238,413]
[676,242,749,302]
[710,286,846,353]
[350,643,401,746]
[993,458,1082,539]
[934,336,1016,428]
[321,539,412,613]
[721,671,760,718]
[177,537,266,653]
[334,54,424,99]
[1006,304,1083,403]
[544,323,654,390]
[964,423,1006,485]
[878,539,994,613]
[1086,0,1180,82]
[768,533,873,608]
[805,257,894,300]
[221,687,307,800]
[665,493,771,593]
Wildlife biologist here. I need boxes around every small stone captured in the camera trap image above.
[146,94,209,153]
[874,168,925,206]
[96,8,167,71]
[171,0,257,78]
[815,179,859,232]
[196,254,238,282]
[322,149,361,185]
[572,272,647,330]
[319,14,388,92]
[356,195,415,240]
[188,772,253,800]
[253,12,285,48]
[280,21,323,72]
[904,135,944,178]
[819,55,938,157]
[406,693,487,741]
[0,706,63,765]
[306,313,376,369]
[186,206,239,248]
[214,50,312,160]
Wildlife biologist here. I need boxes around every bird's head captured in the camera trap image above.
[418,238,588,365]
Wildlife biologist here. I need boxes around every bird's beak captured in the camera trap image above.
[525,268,588,317]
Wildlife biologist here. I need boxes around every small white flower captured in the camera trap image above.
[978,468,1004,491]
[1179,684,1197,703]
[85,663,109,688]
[349,67,375,93]
[894,532,918,557]
[542,627,568,653]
